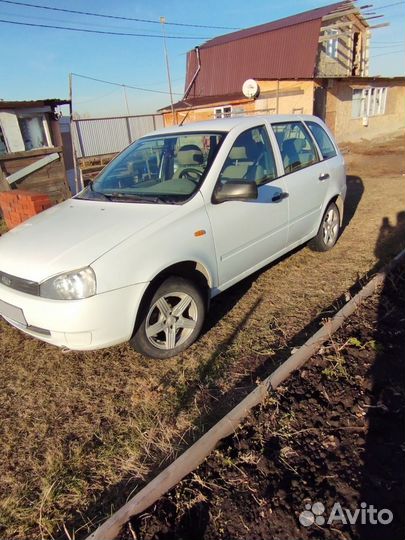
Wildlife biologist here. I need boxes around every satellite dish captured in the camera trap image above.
[242,79,259,99]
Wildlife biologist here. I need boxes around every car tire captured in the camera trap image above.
[130,276,206,359]
[309,201,340,252]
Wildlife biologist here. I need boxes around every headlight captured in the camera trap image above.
[40,267,96,300]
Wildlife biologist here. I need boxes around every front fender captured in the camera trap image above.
[92,195,218,293]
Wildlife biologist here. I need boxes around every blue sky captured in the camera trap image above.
[1,0,404,117]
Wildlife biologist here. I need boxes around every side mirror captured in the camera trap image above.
[212,180,258,204]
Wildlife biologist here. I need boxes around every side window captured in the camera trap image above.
[218,125,277,186]
[272,121,319,174]
[306,121,337,160]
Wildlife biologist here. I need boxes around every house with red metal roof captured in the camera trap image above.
[160,2,405,141]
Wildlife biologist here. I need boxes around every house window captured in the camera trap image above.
[352,87,388,118]
[214,106,232,119]
[0,123,8,155]
[17,114,51,151]
[326,29,338,59]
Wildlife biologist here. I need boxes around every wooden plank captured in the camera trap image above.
[0,146,63,161]
[322,8,360,21]
[318,31,353,42]
[320,21,353,31]
[369,22,390,28]
[6,153,59,185]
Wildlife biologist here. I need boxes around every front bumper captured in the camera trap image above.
[0,281,148,350]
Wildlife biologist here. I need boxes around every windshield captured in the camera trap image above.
[76,131,225,204]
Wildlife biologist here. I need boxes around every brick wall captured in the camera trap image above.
[0,190,53,230]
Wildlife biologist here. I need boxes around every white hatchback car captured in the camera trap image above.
[0,115,346,358]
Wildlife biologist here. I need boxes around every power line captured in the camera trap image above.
[372,49,404,56]
[0,0,240,30]
[370,43,405,47]
[373,1,405,9]
[0,18,213,38]
[0,9,207,35]
[71,73,184,96]
[75,88,122,105]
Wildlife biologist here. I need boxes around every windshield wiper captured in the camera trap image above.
[76,183,114,201]
[103,192,177,204]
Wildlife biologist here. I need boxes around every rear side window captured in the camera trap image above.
[306,121,337,160]
[272,121,319,174]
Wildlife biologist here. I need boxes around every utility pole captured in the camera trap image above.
[160,16,175,124]
[122,84,130,116]
[68,72,80,194]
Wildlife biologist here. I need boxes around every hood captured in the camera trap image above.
[0,198,178,282]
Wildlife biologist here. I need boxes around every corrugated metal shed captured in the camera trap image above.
[182,2,349,101]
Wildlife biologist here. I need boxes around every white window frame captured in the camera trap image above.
[352,87,388,118]
[17,112,53,150]
[213,105,233,119]
[326,29,339,59]
[0,120,10,154]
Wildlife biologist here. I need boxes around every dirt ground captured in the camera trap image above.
[0,134,404,539]
[125,261,404,540]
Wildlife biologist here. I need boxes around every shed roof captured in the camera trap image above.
[0,98,70,110]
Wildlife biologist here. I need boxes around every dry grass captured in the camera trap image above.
[0,218,7,236]
[0,135,404,539]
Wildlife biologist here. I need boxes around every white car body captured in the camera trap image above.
[0,115,346,351]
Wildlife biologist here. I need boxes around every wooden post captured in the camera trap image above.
[276,80,280,114]
[0,165,10,191]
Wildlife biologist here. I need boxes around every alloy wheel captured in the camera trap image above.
[145,292,198,350]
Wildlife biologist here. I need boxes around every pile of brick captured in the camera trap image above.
[0,190,54,230]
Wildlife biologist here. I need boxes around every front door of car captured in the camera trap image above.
[271,121,329,246]
[205,125,289,289]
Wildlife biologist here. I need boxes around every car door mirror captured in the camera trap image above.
[212,180,258,204]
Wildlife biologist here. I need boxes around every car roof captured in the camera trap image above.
[142,114,322,138]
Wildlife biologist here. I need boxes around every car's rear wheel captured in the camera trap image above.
[130,276,205,359]
[309,201,340,252]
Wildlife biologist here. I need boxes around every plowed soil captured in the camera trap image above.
[123,261,405,540]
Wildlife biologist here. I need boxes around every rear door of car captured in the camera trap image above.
[270,120,330,247]
[303,118,345,197]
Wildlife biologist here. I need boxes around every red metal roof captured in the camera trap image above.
[200,2,349,49]
[183,2,350,100]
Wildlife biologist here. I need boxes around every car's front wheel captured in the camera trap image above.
[309,201,340,252]
[130,276,205,359]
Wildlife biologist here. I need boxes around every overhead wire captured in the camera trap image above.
[0,18,214,38]
[0,0,240,29]
[0,9,208,35]
[372,49,404,56]
[372,1,405,10]
[71,73,184,96]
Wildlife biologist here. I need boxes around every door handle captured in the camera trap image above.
[319,173,330,181]
[272,192,289,202]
